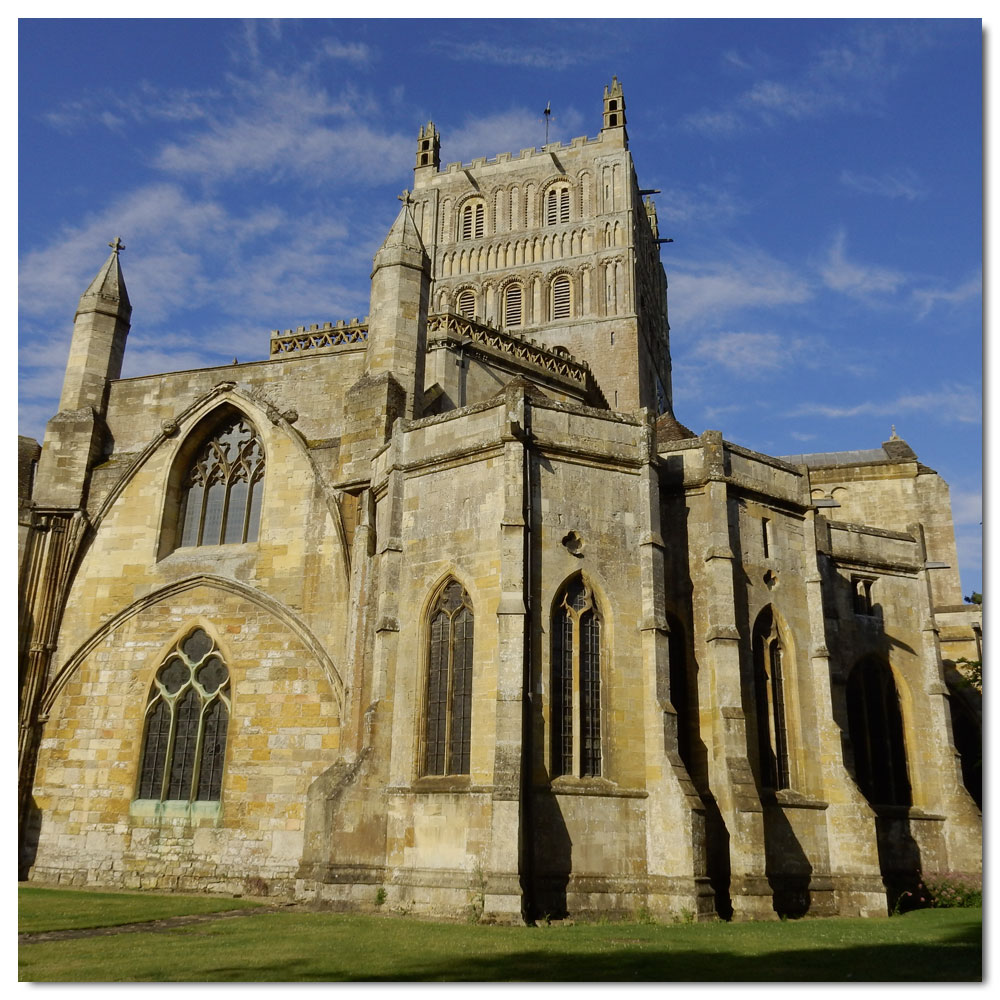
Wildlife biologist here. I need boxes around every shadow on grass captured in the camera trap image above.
[148,923,982,982]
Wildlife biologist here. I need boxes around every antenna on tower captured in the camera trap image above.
[543,101,551,145]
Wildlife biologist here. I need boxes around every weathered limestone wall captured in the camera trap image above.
[30,583,342,894]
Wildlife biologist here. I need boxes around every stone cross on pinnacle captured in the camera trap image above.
[108,236,125,255]
[398,189,412,206]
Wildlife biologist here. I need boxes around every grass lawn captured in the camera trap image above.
[19,887,981,982]
[18,886,262,934]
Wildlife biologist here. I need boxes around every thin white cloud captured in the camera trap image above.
[691,331,792,376]
[840,167,928,201]
[320,39,372,63]
[787,382,981,425]
[431,39,585,71]
[912,274,982,317]
[820,229,905,298]
[441,108,585,165]
[949,487,983,527]
[685,22,938,136]
[668,248,812,325]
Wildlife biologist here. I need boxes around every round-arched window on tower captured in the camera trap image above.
[457,290,476,319]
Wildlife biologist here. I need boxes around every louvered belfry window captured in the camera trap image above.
[504,284,523,327]
[424,580,475,776]
[178,416,264,548]
[461,201,485,240]
[546,186,570,225]
[552,275,571,319]
[137,628,230,802]
[457,290,476,318]
[552,577,602,778]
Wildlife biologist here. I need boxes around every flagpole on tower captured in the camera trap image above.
[544,101,551,145]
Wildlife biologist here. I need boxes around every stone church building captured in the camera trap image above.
[19,79,981,922]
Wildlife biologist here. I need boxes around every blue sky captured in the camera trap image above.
[17,18,983,594]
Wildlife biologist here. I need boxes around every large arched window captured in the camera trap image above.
[424,580,475,776]
[749,607,789,791]
[552,576,602,778]
[846,657,911,807]
[136,628,230,802]
[177,415,264,548]
[503,283,523,328]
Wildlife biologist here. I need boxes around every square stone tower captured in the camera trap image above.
[408,77,672,415]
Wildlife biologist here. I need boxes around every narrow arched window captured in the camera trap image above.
[551,275,571,320]
[461,201,485,240]
[552,577,602,778]
[136,628,230,802]
[749,607,789,790]
[424,580,475,776]
[178,415,264,548]
[503,283,523,328]
[846,657,911,807]
[546,186,571,225]
[457,289,476,319]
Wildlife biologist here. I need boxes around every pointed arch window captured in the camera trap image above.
[551,274,571,320]
[424,580,475,776]
[136,628,230,802]
[461,201,485,240]
[749,607,789,791]
[846,657,911,807]
[503,283,523,328]
[178,415,264,548]
[552,577,602,778]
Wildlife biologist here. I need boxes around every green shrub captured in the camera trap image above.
[919,872,982,909]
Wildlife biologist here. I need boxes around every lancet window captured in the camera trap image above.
[552,576,602,778]
[749,607,790,791]
[424,580,475,776]
[846,657,911,807]
[136,628,230,802]
[177,415,264,548]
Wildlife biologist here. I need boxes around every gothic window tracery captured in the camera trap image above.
[424,580,475,776]
[136,628,230,802]
[177,415,264,548]
[552,576,602,778]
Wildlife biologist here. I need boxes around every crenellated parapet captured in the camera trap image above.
[270,319,369,356]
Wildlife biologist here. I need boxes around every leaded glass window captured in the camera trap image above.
[178,416,264,548]
[137,628,230,802]
[424,580,475,776]
[552,577,602,778]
